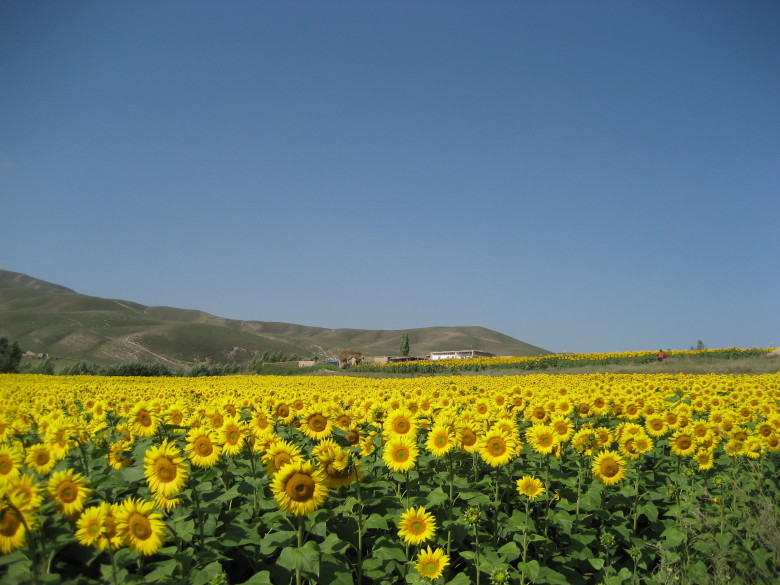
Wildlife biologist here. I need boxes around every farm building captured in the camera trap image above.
[428,349,496,360]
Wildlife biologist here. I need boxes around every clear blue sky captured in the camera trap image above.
[2,1,779,353]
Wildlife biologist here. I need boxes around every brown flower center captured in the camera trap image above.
[285,472,316,502]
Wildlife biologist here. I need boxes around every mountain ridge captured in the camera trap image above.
[0,269,552,367]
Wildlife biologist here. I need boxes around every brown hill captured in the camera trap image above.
[0,269,551,368]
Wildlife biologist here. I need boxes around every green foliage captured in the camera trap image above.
[0,336,23,373]
[20,357,55,375]
[400,332,410,357]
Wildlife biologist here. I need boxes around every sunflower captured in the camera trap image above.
[694,449,714,471]
[382,434,419,473]
[594,427,614,450]
[524,403,549,424]
[272,402,295,424]
[359,437,376,458]
[571,427,598,455]
[128,401,160,438]
[383,408,418,438]
[0,444,23,487]
[526,425,558,456]
[271,460,329,516]
[0,502,26,554]
[311,438,341,463]
[318,450,361,489]
[218,416,246,456]
[250,409,273,438]
[152,490,183,513]
[550,415,574,443]
[44,420,73,460]
[164,401,188,428]
[47,469,91,520]
[425,423,456,457]
[670,431,696,457]
[479,429,516,467]
[107,440,134,470]
[144,439,189,499]
[516,475,545,501]
[458,421,481,454]
[415,546,450,581]
[92,502,122,551]
[300,409,333,441]
[75,504,106,548]
[262,439,303,477]
[115,498,167,556]
[344,427,363,447]
[592,450,627,486]
[398,506,437,545]
[24,443,58,476]
[185,427,222,468]
[6,474,42,526]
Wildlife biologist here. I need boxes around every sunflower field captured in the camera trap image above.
[0,372,778,585]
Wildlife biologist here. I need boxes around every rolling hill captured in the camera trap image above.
[0,270,551,368]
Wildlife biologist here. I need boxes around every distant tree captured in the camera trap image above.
[0,337,23,373]
[696,340,707,351]
[400,332,410,357]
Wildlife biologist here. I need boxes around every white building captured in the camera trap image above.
[428,349,496,360]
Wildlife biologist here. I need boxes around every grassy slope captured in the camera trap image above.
[0,270,549,367]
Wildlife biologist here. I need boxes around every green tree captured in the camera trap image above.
[400,332,410,357]
[696,340,707,351]
[0,337,23,373]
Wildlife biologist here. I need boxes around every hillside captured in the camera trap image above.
[0,269,551,367]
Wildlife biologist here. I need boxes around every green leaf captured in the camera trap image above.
[539,567,571,585]
[518,560,541,582]
[169,516,196,542]
[552,509,573,533]
[320,557,356,585]
[425,486,449,507]
[320,532,351,555]
[277,541,320,578]
[260,530,296,555]
[222,522,262,547]
[637,502,659,523]
[661,527,687,548]
[191,561,224,585]
[238,571,273,585]
[214,483,243,504]
[715,532,733,549]
[371,536,407,562]
[497,541,521,562]
[686,561,708,583]
[588,557,605,570]
[604,567,633,585]
[364,513,389,530]
[0,550,28,566]
[446,573,473,584]
[143,559,178,581]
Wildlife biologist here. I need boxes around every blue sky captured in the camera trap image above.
[2,1,779,353]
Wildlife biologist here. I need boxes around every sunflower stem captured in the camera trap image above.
[445,451,454,581]
[632,460,643,534]
[474,523,480,585]
[353,466,364,585]
[107,545,120,585]
[296,517,304,585]
[575,455,583,522]
[520,498,530,585]
[190,482,206,553]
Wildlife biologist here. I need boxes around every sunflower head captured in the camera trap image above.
[398,506,437,545]
[516,475,545,501]
[414,546,450,581]
[270,460,329,517]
